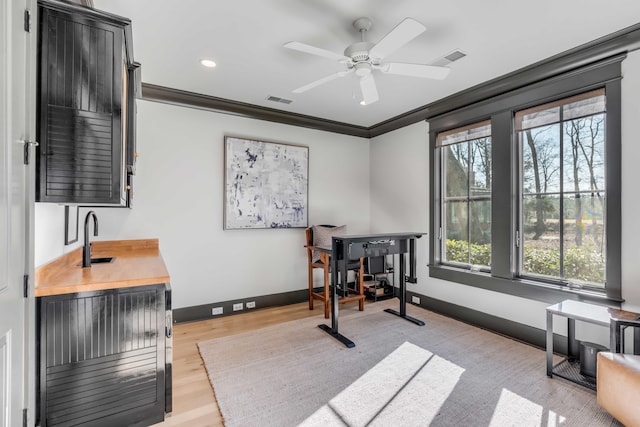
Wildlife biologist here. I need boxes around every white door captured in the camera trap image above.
[0,0,36,426]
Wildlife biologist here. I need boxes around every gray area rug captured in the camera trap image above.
[197,299,620,427]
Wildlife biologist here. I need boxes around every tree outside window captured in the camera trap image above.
[517,89,606,287]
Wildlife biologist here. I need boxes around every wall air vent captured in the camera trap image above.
[267,96,293,105]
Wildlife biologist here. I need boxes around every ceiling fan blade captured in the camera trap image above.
[283,41,349,62]
[292,69,353,93]
[381,62,450,80]
[360,74,379,105]
[369,18,426,60]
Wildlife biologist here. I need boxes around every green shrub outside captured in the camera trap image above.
[559,243,605,283]
[446,238,491,266]
[445,239,604,284]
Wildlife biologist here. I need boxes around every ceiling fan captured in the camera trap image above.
[283,17,451,105]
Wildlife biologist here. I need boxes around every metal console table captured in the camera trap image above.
[319,232,425,348]
[546,299,640,390]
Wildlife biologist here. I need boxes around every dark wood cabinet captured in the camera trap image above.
[37,284,171,427]
[36,0,139,206]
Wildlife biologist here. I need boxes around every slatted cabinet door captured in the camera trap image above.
[37,285,166,427]
[36,1,131,205]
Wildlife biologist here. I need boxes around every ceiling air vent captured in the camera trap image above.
[267,96,293,105]
[444,50,466,62]
[431,49,467,67]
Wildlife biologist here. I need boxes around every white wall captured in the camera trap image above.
[620,50,640,313]
[35,100,371,309]
[34,203,68,265]
[370,50,640,344]
[370,121,429,235]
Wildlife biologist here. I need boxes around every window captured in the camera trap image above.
[429,57,622,303]
[517,90,606,288]
[438,121,492,270]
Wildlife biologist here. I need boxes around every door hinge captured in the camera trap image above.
[24,10,31,32]
[23,275,29,298]
[438,227,442,240]
[21,140,39,165]
[515,230,520,248]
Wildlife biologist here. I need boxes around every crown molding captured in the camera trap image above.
[141,84,371,138]
[368,21,640,137]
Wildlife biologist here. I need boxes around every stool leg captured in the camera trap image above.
[308,264,314,311]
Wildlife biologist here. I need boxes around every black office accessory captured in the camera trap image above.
[364,255,385,275]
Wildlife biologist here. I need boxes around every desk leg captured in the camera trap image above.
[546,310,553,377]
[568,318,578,360]
[635,327,640,355]
[384,252,425,326]
[610,321,621,353]
[318,257,355,348]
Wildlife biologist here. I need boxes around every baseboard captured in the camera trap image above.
[406,290,570,356]
[173,288,571,356]
[173,289,309,323]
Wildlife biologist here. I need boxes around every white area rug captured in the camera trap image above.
[197,299,620,427]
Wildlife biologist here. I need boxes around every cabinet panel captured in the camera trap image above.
[45,107,116,200]
[43,14,115,113]
[38,285,167,427]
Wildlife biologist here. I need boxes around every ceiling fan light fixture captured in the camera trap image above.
[200,59,217,68]
[354,62,372,77]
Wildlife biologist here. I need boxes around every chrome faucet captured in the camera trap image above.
[82,211,99,268]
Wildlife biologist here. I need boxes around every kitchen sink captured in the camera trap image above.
[90,257,115,264]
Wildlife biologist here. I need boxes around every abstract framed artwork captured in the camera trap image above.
[224,136,308,229]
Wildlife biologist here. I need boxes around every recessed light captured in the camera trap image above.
[360,100,366,106]
[200,59,217,68]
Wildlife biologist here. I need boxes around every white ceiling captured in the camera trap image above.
[93,0,640,128]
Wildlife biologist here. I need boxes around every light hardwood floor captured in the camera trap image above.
[153,301,343,426]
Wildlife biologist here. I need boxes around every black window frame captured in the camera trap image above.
[429,55,623,305]
[438,121,493,272]
[516,89,608,289]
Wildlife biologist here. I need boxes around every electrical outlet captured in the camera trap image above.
[411,296,421,305]
[233,302,243,311]
[246,301,256,309]
[212,307,223,315]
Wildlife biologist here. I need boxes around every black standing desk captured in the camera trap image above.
[318,232,426,348]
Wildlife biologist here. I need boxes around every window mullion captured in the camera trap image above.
[490,111,513,279]
[467,141,472,266]
[559,108,565,280]
[440,148,446,262]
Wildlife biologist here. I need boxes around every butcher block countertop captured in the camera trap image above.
[35,239,170,297]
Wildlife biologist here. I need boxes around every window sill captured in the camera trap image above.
[428,264,623,307]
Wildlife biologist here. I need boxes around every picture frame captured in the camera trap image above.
[224,136,308,230]
[64,205,79,245]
